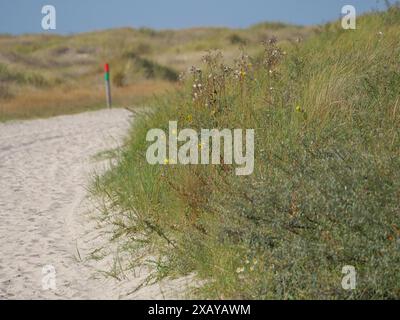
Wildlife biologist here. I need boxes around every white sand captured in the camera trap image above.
[0,109,192,300]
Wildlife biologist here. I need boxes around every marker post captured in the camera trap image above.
[104,63,112,108]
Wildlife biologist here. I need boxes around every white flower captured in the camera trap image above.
[236,267,245,274]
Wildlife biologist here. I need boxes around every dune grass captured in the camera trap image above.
[93,8,400,300]
[0,23,314,121]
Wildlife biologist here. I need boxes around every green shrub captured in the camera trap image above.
[120,52,179,82]
[228,33,247,45]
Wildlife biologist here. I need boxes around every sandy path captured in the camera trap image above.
[0,109,191,300]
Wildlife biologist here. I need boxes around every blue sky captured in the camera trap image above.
[0,0,387,34]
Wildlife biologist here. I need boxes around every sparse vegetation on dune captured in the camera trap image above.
[0,81,172,121]
[0,22,314,121]
[93,9,400,299]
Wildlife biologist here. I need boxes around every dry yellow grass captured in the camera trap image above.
[0,81,175,121]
